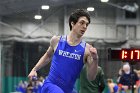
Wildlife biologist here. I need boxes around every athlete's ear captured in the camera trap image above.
[71,22,75,27]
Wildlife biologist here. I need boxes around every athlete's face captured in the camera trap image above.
[72,16,89,36]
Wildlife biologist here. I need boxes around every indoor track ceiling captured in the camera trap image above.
[0,0,139,16]
[0,0,90,16]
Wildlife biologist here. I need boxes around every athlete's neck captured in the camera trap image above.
[67,32,82,46]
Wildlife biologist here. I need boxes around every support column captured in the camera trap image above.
[24,44,29,77]
[0,16,2,93]
[0,42,2,93]
[125,25,130,48]
[64,6,68,35]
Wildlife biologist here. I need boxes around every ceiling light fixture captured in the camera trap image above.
[41,5,50,10]
[101,0,109,2]
[34,15,42,19]
[87,7,95,11]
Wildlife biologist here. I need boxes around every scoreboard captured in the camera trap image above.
[108,48,140,64]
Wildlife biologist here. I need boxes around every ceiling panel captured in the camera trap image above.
[0,0,139,16]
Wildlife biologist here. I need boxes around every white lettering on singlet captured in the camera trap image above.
[58,50,81,60]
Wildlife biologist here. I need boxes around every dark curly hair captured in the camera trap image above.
[69,9,91,30]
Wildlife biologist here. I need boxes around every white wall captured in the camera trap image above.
[136,25,140,39]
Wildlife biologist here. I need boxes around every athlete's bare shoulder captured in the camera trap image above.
[50,35,60,44]
[86,43,92,49]
[85,43,92,54]
[84,43,92,63]
[50,35,61,50]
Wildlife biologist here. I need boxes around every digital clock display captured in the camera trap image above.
[108,48,140,62]
[121,49,140,61]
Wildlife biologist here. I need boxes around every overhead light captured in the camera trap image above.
[101,0,109,2]
[34,15,42,19]
[41,5,50,10]
[87,7,95,11]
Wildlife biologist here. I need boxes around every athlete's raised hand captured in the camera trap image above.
[28,69,37,80]
[89,47,98,60]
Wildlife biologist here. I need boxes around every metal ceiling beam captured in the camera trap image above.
[0,21,25,35]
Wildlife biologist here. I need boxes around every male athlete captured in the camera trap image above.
[28,9,98,93]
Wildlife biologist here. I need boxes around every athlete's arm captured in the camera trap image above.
[28,35,59,79]
[84,44,98,81]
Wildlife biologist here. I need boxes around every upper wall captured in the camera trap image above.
[0,8,64,39]
[0,2,140,45]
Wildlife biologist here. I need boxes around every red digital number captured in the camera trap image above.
[122,50,128,59]
[131,50,133,59]
[134,50,140,59]
[121,49,140,61]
